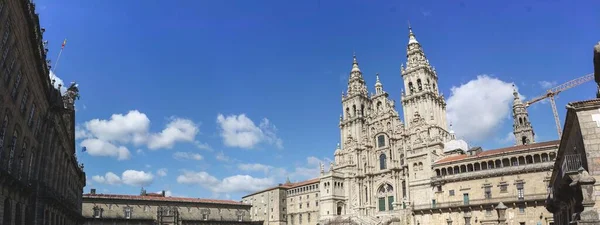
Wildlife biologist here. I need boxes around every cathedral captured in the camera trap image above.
[242,27,557,225]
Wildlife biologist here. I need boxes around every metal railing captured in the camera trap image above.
[412,193,547,210]
[561,154,582,177]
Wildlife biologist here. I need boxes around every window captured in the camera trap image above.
[378,197,385,211]
[377,135,385,147]
[124,207,132,219]
[517,183,524,200]
[308,213,311,222]
[402,181,406,197]
[299,214,302,223]
[93,207,103,218]
[10,72,22,100]
[3,57,14,84]
[484,186,492,199]
[17,141,27,180]
[299,203,301,209]
[27,151,35,180]
[238,215,243,221]
[436,185,442,192]
[19,88,29,113]
[202,214,208,220]
[500,184,508,193]
[518,205,525,213]
[27,103,35,127]
[449,190,455,196]
[306,202,309,207]
[315,201,318,206]
[7,130,18,174]
[463,193,469,205]
[379,154,387,170]
[431,199,436,208]
[0,114,8,155]
[388,196,394,210]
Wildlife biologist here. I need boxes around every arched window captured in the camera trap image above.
[400,154,404,165]
[377,135,385,147]
[376,101,383,111]
[380,154,387,170]
[345,108,350,118]
[15,203,21,225]
[352,105,356,116]
[519,117,523,125]
[364,163,367,173]
[377,184,394,211]
[8,129,19,174]
[408,82,414,94]
[417,79,423,91]
[522,136,528,145]
[360,104,365,116]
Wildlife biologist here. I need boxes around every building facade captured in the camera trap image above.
[243,26,559,225]
[546,99,600,224]
[0,0,86,224]
[83,189,260,225]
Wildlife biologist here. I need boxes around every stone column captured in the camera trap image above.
[495,202,507,225]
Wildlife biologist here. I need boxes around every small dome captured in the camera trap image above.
[443,139,469,153]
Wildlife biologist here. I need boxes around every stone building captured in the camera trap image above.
[0,0,86,225]
[242,26,559,225]
[83,189,260,225]
[545,99,600,224]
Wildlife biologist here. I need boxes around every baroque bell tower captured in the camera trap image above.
[340,54,371,148]
[512,85,535,145]
[400,26,448,130]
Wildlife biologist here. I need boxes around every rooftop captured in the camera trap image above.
[241,177,320,199]
[83,193,249,206]
[435,140,560,165]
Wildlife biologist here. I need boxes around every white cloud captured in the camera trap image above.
[157,168,168,177]
[147,118,199,150]
[92,172,122,185]
[177,170,275,194]
[216,114,283,149]
[288,156,331,180]
[173,152,203,161]
[49,70,67,93]
[78,111,209,160]
[238,163,272,174]
[538,80,557,89]
[446,75,517,142]
[215,151,231,162]
[80,138,131,160]
[91,170,154,187]
[122,170,154,187]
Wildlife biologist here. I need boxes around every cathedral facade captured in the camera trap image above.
[242,27,557,225]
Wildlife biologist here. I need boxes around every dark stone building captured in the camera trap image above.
[82,189,263,225]
[546,99,600,224]
[0,0,86,224]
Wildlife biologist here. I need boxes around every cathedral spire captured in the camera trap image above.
[346,54,368,96]
[512,85,535,145]
[375,73,384,95]
[408,24,419,45]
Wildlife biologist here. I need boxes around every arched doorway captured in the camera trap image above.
[377,183,395,211]
[3,198,12,225]
[336,202,345,215]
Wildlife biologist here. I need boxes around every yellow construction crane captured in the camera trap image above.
[525,73,594,138]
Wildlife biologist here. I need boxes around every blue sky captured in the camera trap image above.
[36,0,600,200]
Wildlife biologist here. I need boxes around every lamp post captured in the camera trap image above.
[495,202,508,225]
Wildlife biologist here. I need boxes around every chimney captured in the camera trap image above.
[162,190,166,197]
[90,189,96,195]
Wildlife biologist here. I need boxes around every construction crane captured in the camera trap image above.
[525,73,594,138]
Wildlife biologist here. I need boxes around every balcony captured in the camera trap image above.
[412,193,547,211]
[561,154,582,177]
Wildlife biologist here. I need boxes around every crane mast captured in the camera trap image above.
[525,73,593,138]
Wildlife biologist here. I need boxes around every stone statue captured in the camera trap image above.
[594,42,600,97]
[329,161,334,171]
[320,162,325,174]
[62,82,80,109]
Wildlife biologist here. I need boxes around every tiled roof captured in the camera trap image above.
[568,99,600,108]
[435,140,560,164]
[83,193,249,206]
[241,178,320,199]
